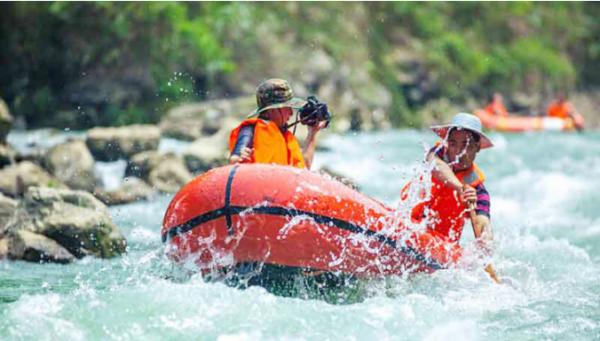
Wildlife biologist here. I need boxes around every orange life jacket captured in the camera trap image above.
[402,153,485,243]
[484,100,508,117]
[229,118,306,168]
[547,101,573,119]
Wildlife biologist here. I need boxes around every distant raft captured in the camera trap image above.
[475,109,585,132]
[161,163,462,278]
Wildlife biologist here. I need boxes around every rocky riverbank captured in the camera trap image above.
[0,98,239,264]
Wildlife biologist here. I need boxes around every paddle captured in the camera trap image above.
[469,202,501,284]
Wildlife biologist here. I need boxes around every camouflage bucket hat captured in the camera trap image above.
[247,79,307,118]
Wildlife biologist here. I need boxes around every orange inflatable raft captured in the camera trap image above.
[475,109,584,132]
[162,164,462,278]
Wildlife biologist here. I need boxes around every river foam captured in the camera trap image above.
[2,129,599,340]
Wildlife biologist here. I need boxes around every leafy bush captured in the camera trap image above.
[0,2,599,128]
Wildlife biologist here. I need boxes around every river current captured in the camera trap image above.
[1,129,599,341]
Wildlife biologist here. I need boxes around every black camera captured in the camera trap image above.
[299,96,331,128]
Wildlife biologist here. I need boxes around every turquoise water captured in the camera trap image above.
[2,130,599,340]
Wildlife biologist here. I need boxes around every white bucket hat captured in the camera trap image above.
[431,113,493,149]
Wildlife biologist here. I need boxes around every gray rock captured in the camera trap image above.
[163,97,255,121]
[183,149,228,174]
[160,97,255,137]
[197,113,240,138]
[183,134,230,174]
[86,125,161,161]
[0,161,66,197]
[8,230,76,264]
[160,118,203,141]
[148,160,193,194]
[0,99,13,144]
[6,187,126,259]
[201,111,228,136]
[15,148,46,167]
[125,151,192,193]
[125,151,178,180]
[0,237,8,259]
[0,193,17,234]
[0,143,15,169]
[45,139,99,191]
[93,177,156,206]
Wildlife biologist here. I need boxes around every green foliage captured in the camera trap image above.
[511,39,573,81]
[0,2,237,128]
[426,32,490,97]
[103,103,148,127]
[0,2,599,128]
[366,1,594,124]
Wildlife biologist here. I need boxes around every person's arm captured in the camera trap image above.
[475,214,492,243]
[302,121,327,169]
[474,183,493,251]
[426,153,477,202]
[229,125,254,164]
[565,102,575,119]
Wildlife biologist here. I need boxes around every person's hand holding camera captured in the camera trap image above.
[296,96,332,169]
[307,120,328,135]
[299,96,331,129]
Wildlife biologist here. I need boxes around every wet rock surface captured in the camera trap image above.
[45,138,99,191]
[183,133,230,174]
[0,143,15,169]
[160,117,204,141]
[148,160,193,194]
[0,193,17,233]
[86,125,161,161]
[0,161,66,197]
[8,229,76,264]
[93,177,156,206]
[5,187,127,262]
[0,99,13,144]
[125,151,193,193]
[125,151,177,180]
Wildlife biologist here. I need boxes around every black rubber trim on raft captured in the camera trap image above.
[162,205,445,271]
[224,164,239,236]
[162,208,226,242]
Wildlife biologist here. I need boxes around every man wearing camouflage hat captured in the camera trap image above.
[229,78,327,169]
